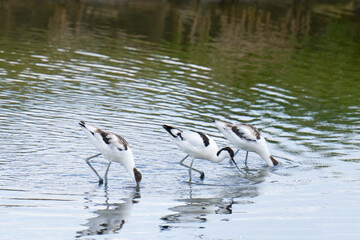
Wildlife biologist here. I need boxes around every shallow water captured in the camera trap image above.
[0,0,360,239]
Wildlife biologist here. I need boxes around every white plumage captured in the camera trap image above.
[79,121,142,187]
[212,119,279,167]
[163,124,242,181]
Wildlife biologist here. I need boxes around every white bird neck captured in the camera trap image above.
[123,160,137,181]
[257,149,276,166]
[115,150,137,182]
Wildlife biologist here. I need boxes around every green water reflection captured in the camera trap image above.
[1,1,359,102]
[1,0,359,157]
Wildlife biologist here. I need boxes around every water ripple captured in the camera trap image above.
[1,1,360,238]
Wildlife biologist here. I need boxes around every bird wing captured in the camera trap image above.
[180,130,211,149]
[163,124,215,154]
[95,129,129,151]
[231,124,261,142]
[79,121,129,151]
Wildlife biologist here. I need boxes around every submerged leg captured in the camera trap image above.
[104,161,112,186]
[179,155,205,180]
[85,153,104,184]
[244,151,249,167]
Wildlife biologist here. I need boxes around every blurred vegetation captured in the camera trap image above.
[1,0,359,115]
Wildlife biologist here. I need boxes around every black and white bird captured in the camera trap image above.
[162,124,243,181]
[79,121,142,187]
[212,119,279,167]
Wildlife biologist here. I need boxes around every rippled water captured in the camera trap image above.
[1,0,360,239]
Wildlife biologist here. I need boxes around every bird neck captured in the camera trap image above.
[259,152,278,166]
[211,154,226,163]
[211,147,233,163]
[121,151,138,182]
[124,161,137,181]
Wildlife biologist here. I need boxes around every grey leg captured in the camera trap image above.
[179,155,205,179]
[244,151,249,167]
[85,153,104,184]
[234,150,240,157]
[188,158,195,182]
[179,155,189,164]
[104,161,112,186]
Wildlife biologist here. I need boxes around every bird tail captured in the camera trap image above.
[79,121,86,128]
[162,125,181,138]
[212,118,228,130]
[79,121,98,135]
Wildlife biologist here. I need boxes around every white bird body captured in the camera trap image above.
[212,119,278,167]
[79,121,142,186]
[163,125,231,163]
[163,124,242,180]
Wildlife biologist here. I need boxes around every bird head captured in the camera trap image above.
[133,168,142,188]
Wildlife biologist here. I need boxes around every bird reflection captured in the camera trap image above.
[76,187,140,238]
[160,196,234,227]
[160,168,270,230]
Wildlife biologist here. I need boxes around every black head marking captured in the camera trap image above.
[196,131,210,147]
[133,168,142,186]
[270,156,279,166]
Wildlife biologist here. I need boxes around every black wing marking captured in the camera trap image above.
[163,125,183,140]
[231,125,261,142]
[114,133,129,151]
[99,131,111,144]
[163,125,210,147]
[95,129,129,150]
[196,131,210,147]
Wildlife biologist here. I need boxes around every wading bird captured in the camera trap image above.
[212,118,279,167]
[79,121,142,187]
[162,124,243,181]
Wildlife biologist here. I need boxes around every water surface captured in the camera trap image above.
[0,0,360,239]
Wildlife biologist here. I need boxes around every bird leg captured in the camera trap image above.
[179,155,205,180]
[85,153,104,184]
[244,151,249,167]
[188,158,195,182]
[234,149,240,157]
[104,161,112,186]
